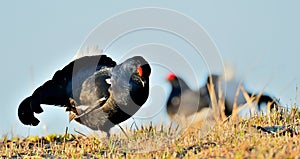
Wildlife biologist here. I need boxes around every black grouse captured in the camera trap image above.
[166,73,278,118]
[18,55,151,133]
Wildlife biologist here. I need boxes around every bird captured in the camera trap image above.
[166,73,278,118]
[166,73,208,118]
[18,55,151,133]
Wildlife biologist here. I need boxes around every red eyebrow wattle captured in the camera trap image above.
[137,66,143,77]
[167,73,176,81]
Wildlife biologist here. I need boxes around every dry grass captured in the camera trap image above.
[2,80,300,158]
[2,99,300,158]
[1,106,300,158]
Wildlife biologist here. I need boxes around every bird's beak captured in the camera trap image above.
[140,78,145,87]
[141,80,145,87]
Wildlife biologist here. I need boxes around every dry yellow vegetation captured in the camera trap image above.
[1,105,300,158]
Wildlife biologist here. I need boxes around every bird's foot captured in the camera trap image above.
[69,111,79,122]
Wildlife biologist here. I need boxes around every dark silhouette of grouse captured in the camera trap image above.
[166,73,278,118]
[18,55,151,133]
[166,73,208,118]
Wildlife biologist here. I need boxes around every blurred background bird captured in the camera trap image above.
[166,71,278,120]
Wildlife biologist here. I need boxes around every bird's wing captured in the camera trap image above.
[179,89,201,116]
[30,55,116,107]
[52,55,116,101]
[70,86,115,132]
[79,67,112,105]
[68,67,114,120]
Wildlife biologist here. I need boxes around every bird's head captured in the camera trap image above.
[111,56,151,114]
[115,56,151,88]
[166,73,182,88]
[129,56,151,88]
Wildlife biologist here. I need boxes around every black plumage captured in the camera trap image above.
[166,73,209,118]
[18,55,151,133]
[166,73,278,118]
[201,74,278,116]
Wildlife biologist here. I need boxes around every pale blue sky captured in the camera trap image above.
[1,1,299,137]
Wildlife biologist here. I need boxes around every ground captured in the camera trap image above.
[1,104,300,158]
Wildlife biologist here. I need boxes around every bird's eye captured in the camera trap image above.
[137,66,143,77]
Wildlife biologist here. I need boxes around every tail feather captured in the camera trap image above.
[18,55,117,127]
[18,79,66,126]
[32,80,70,106]
[257,94,278,111]
[18,96,41,126]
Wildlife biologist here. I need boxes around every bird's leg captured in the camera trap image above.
[68,98,79,122]
[69,111,78,122]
